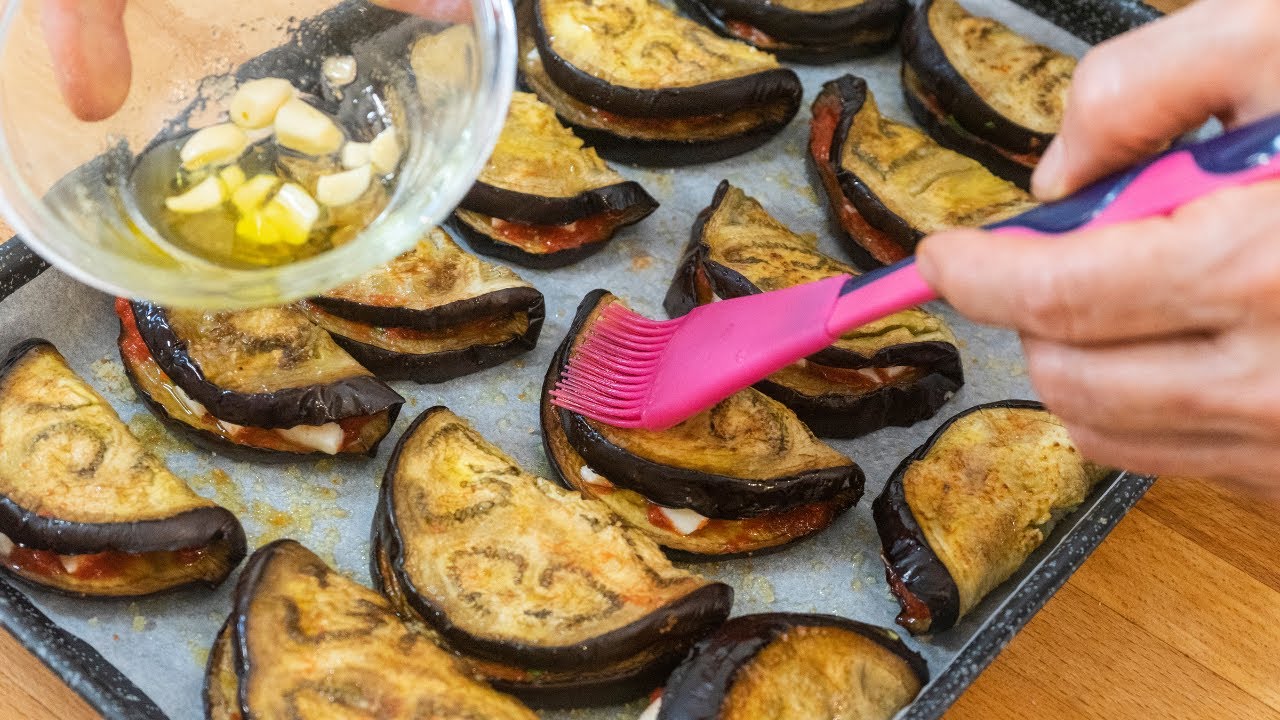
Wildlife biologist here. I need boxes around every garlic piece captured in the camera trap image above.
[341,141,371,170]
[217,165,246,193]
[316,165,373,207]
[229,78,296,129]
[322,56,358,88]
[263,183,321,245]
[165,176,225,214]
[275,98,344,156]
[231,174,280,214]
[179,123,249,170]
[369,127,401,174]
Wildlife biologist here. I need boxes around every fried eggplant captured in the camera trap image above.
[542,290,863,558]
[301,228,544,382]
[902,0,1075,186]
[675,0,908,64]
[453,92,658,267]
[651,613,927,719]
[517,0,803,166]
[117,300,402,462]
[204,539,537,720]
[809,74,1036,267]
[667,181,963,438]
[873,400,1110,634]
[371,407,733,706]
[0,339,245,597]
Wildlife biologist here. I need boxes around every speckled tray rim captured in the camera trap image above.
[0,1,1161,718]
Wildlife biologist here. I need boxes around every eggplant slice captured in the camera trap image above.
[542,290,863,558]
[117,300,402,462]
[302,228,545,382]
[902,0,1075,186]
[205,539,537,720]
[667,181,963,438]
[517,0,802,166]
[873,400,1110,635]
[453,92,658,267]
[371,407,732,706]
[675,0,908,64]
[809,74,1036,268]
[0,339,245,597]
[653,613,927,719]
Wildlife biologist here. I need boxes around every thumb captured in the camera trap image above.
[372,0,473,23]
[1032,0,1280,201]
[42,0,131,122]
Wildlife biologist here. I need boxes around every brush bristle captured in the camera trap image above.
[549,304,682,426]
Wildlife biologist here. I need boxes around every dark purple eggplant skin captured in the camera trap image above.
[902,0,1054,156]
[674,0,905,59]
[658,613,929,719]
[0,339,249,560]
[322,309,544,384]
[901,65,1033,189]
[545,290,863,519]
[825,75,925,255]
[873,399,1046,635]
[130,301,403,430]
[530,0,802,119]
[460,178,658,227]
[309,285,544,334]
[449,213,616,269]
[371,407,735,673]
[564,121,800,168]
[752,373,960,439]
[673,0,899,64]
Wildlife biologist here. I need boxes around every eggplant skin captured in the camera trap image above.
[449,213,615,270]
[461,179,658,228]
[658,613,928,720]
[130,301,404,430]
[674,0,906,63]
[309,285,544,335]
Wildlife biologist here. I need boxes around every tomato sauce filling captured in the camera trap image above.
[883,559,934,634]
[725,20,783,49]
[483,210,630,254]
[646,499,836,544]
[115,299,377,454]
[906,69,1043,167]
[809,97,910,265]
[3,541,210,583]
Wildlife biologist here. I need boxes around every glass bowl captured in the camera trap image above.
[0,0,515,308]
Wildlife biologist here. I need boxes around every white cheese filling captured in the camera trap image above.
[579,465,614,488]
[638,697,662,720]
[655,506,710,535]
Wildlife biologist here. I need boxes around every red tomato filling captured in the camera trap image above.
[4,543,210,581]
[486,210,629,254]
[725,19,782,48]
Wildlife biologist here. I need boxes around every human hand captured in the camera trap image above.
[43,0,473,122]
[916,0,1280,492]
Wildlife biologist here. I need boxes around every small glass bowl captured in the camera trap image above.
[0,0,514,308]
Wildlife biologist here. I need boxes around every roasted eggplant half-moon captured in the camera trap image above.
[453,92,658,267]
[649,613,927,719]
[204,539,537,720]
[301,228,544,382]
[873,400,1110,635]
[117,299,402,462]
[809,74,1036,268]
[372,406,732,707]
[902,0,1075,187]
[517,0,803,166]
[667,181,963,438]
[0,339,245,597]
[675,0,907,64]
[542,290,863,558]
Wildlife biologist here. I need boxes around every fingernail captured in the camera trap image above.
[1032,137,1068,200]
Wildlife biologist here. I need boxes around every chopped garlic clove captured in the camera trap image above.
[275,423,344,455]
[316,164,372,207]
[369,127,401,174]
[231,174,281,214]
[341,141,371,170]
[179,123,249,170]
[217,165,246,193]
[275,98,345,156]
[656,505,710,535]
[165,176,226,214]
[263,183,321,245]
[322,56,357,88]
[229,78,296,129]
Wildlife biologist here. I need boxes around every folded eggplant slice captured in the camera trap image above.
[517,0,802,166]
[654,613,927,719]
[667,181,963,438]
[372,407,732,706]
[205,539,537,720]
[302,228,545,382]
[873,400,1110,635]
[809,74,1036,268]
[675,0,908,64]
[453,92,658,267]
[542,290,863,558]
[117,300,402,462]
[902,0,1075,186]
[0,339,245,597]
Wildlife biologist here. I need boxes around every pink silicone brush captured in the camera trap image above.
[551,113,1280,430]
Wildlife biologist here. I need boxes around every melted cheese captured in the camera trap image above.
[638,697,662,720]
[274,423,344,456]
[579,465,613,487]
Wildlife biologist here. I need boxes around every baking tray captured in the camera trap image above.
[0,1,1160,718]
